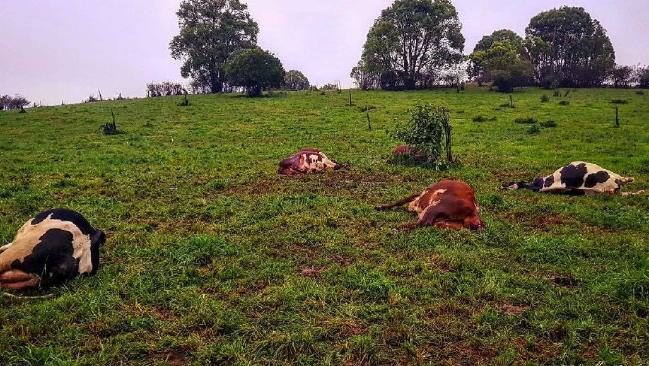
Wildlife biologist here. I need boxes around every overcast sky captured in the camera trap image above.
[1,0,647,105]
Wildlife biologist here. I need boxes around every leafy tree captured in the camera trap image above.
[525,6,615,88]
[0,95,30,111]
[637,66,649,89]
[470,40,533,92]
[283,70,310,91]
[610,65,635,88]
[224,48,285,97]
[170,0,259,93]
[359,0,464,90]
[469,29,525,84]
[350,61,379,90]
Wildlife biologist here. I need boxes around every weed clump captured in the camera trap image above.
[636,90,645,95]
[540,95,550,103]
[473,115,496,123]
[558,100,570,106]
[610,99,628,104]
[528,124,541,135]
[540,120,558,128]
[101,111,120,135]
[515,117,538,124]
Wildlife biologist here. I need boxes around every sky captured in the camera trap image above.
[1,0,647,105]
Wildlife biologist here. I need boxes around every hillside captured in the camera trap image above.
[1,88,648,365]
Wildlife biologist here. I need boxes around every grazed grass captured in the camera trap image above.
[1,87,648,365]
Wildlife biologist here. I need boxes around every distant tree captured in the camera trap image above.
[470,40,533,92]
[469,29,525,85]
[525,6,615,88]
[359,0,465,90]
[0,95,30,111]
[320,83,339,91]
[170,0,259,93]
[610,65,635,88]
[224,48,285,97]
[283,70,310,90]
[350,61,379,90]
[637,66,649,89]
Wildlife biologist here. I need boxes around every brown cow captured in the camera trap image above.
[392,144,425,162]
[376,180,485,230]
[278,148,342,175]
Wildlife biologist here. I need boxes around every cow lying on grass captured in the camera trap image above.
[0,209,105,291]
[278,148,342,175]
[376,180,485,231]
[502,161,644,196]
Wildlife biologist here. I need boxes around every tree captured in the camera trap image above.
[470,40,533,92]
[283,70,310,90]
[359,0,464,90]
[0,95,30,111]
[224,48,285,97]
[350,61,379,90]
[525,6,615,88]
[610,65,634,88]
[170,0,259,93]
[637,66,649,89]
[469,29,525,84]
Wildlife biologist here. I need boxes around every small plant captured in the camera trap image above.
[101,111,120,135]
[540,95,550,103]
[558,100,570,106]
[391,104,454,167]
[473,115,497,123]
[178,92,190,107]
[636,90,645,95]
[514,117,538,124]
[528,124,541,135]
[540,120,558,128]
[610,99,628,104]
[553,90,561,97]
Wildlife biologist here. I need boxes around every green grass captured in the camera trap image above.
[1,87,648,365]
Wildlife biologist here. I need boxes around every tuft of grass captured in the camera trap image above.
[527,124,541,135]
[636,90,645,95]
[514,117,538,124]
[558,100,570,106]
[540,120,558,128]
[540,95,550,103]
[610,99,628,104]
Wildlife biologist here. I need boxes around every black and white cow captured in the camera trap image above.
[0,209,105,290]
[503,161,642,195]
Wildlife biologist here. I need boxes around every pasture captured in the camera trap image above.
[0,88,648,365]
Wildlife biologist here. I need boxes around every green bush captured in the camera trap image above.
[540,95,550,103]
[514,117,538,124]
[391,104,453,165]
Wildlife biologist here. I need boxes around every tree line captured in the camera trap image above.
[0,95,30,111]
[351,0,647,92]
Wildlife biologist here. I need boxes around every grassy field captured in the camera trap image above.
[0,88,648,365]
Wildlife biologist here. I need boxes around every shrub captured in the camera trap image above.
[514,117,538,124]
[540,120,557,128]
[540,95,550,103]
[610,99,628,104]
[391,104,454,165]
[147,82,185,97]
[558,100,570,106]
[528,124,541,135]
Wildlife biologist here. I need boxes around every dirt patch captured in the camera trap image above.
[500,210,571,232]
[150,350,189,366]
[427,254,455,273]
[299,267,322,279]
[497,303,530,316]
[550,274,579,288]
[329,254,354,266]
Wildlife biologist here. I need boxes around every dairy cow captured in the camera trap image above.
[278,148,342,175]
[502,161,642,195]
[376,180,485,231]
[0,209,105,290]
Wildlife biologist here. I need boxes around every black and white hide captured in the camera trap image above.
[503,162,642,195]
[0,209,105,290]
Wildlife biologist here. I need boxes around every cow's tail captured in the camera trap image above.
[375,194,420,211]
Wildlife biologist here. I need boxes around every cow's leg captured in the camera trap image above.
[434,221,464,230]
[0,270,40,290]
[416,205,447,228]
[376,194,420,211]
[0,242,13,253]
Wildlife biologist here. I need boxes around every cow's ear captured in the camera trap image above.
[92,230,106,247]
